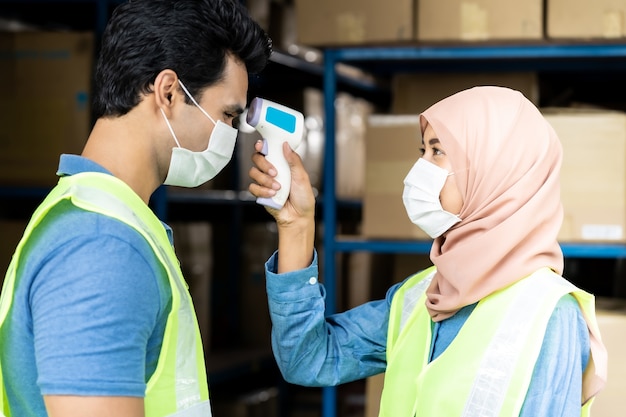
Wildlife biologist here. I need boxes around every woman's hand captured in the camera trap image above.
[248,140,315,226]
[249,140,316,272]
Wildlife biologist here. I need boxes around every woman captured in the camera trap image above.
[248,86,607,416]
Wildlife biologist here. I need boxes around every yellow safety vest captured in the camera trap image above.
[380,266,598,417]
[0,172,210,417]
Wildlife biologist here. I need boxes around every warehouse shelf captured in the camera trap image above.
[165,187,363,209]
[319,41,626,417]
[256,48,391,110]
[329,41,626,60]
[334,237,626,258]
[268,49,388,96]
[324,41,626,73]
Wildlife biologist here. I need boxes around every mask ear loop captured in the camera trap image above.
[160,108,182,148]
[177,80,217,125]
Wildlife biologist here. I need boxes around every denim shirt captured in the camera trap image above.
[265,250,590,416]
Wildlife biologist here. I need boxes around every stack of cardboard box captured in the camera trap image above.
[294,0,543,45]
[0,31,93,187]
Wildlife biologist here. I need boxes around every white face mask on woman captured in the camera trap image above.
[161,80,237,188]
[402,158,462,238]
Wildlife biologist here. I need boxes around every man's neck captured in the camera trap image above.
[82,116,160,204]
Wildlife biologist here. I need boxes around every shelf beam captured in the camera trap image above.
[329,43,626,61]
[324,42,626,73]
[331,238,626,258]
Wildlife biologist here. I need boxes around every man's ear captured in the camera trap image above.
[153,69,179,116]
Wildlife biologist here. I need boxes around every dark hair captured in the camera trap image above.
[92,0,272,118]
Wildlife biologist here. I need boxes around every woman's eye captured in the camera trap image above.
[418,147,426,156]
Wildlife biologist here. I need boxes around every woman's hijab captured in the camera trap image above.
[420,85,606,401]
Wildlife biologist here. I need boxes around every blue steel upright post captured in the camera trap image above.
[321,48,339,417]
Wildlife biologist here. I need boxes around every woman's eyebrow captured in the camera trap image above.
[428,138,441,146]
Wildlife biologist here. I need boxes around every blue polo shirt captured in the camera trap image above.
[1,154,172,417]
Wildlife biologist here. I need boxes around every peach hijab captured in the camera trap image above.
[420,86,606,399]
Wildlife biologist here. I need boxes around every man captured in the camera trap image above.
[0,1,271,416]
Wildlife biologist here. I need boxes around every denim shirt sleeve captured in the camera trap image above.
[520,294,590,416]
[265,249,395,386]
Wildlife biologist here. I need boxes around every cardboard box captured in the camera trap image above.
[253,89,371,199]
[335,92,373,199]
[547,0,626,39]
[345,252,396,308]
[171,222,213,352]
[239,222,278,348]
[245,0,271,32]
[391,72,539,115]
[365,373,385,417]
[0,31,93,186]
[294,0,415,46]
[592,298,626,416]
[268,0,298,51]
[417,0,543,41]
[542,108,626,243]
[392,254,433,284]
[294,0,542,45]
[361,115,429,240]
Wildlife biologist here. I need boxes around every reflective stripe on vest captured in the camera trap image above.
[381,266,598,417]
[0,173,210,417]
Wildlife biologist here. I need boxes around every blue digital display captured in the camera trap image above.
[266,106,296,133]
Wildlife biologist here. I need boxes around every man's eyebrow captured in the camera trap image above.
[225,104,245,115]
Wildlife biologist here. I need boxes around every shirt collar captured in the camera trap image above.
[56,154,113,177]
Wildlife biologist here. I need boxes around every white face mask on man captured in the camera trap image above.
[402,158,462,238]
[161,80,237,188]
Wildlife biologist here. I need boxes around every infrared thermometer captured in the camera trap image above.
[246,97,305,209]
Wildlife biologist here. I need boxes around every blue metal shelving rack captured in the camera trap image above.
[320,42,626,417]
